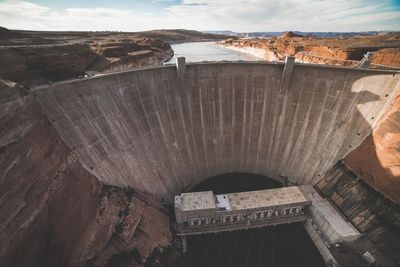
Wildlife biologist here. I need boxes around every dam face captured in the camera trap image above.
[34,62,400,200]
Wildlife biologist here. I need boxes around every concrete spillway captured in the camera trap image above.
[33,62,400,200]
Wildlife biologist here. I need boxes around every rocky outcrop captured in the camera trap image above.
[371,48,400,67]
[278,31,303,38]
[0,81,181,266]
[0,26,23,40]
[295,52,358,67]
[91,38,173,73]
[316,163,400,266]
[0,27,233,87]
[0,28,182,87]
[0,41,173,87]
[218,32,400,67]
[0,44,99,87]
[344,92,400,204]
[138,29,231,44]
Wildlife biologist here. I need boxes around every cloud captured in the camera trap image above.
[0,1,166,31]
[151,0,177,2]
[167,0,400,31]
[0,0,399,31]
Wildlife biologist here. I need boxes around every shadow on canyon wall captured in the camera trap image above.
[344,92,400,204]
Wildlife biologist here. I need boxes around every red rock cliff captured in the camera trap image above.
[0,81,182,266]
[344,91,400,204]
[219,33,400,68]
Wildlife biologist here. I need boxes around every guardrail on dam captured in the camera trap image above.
[33,60,400,200]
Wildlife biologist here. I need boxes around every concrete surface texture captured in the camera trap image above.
[300,186,360,244]
[34,62,400,200]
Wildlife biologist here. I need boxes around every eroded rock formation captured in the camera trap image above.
[0,81,182,266]
[0,44,98,87]
[90,37,174,73]
[316,163,400,266]
[0,27,230,87]
[219,32,400,68]
[372,48,400,67]
[345,92,400,204]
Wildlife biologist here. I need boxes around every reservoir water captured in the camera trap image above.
[165,41,263,63]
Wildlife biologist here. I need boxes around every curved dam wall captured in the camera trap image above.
[34,62,400,200]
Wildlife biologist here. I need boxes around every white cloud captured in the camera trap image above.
[0,1,167,31]
[151,0,177,2]
[0,0,399,32]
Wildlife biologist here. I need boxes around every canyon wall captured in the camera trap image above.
[218,33,400,68]
[316,163,400,265]
[0,44,98,87]
[89,38,173,73]
[0,82,181,266]
[372,48,400,68]
[33,63,400,200]
[345,91,400,204]
[0,41,173,87]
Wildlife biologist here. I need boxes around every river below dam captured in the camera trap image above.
[165,41,263,63]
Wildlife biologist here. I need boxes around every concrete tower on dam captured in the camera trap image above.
[2,57,400,267]
[34,59,399,200]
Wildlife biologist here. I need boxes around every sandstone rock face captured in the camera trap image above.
[218,33,400,67]
[0,41,173,87]
[0,44,98,87]
[344,92,400,204]
[137,29,230,44]
[278,31,303,38]
[295,52,358,67]
[0,28,231,87]
[372,48,400,67]
[316,163,400,266]
[0,26,23,40]
[0,82,181,266]
[91,38,173,73]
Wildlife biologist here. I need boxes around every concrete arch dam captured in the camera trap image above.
[34,62,400,200]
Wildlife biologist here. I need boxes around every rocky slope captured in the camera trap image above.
[371,48,400,67]
[136,29,230,44]
[344,92,400,204]
[0,81,182,266]
[90,37,174,73]
[0,28,229,87]
[218,31,400,67]
[0,44,99,87]
[0,26,24,40]
[316,163,400,266]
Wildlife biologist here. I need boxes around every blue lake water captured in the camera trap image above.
[165,41,263,63]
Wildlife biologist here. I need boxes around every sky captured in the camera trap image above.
[0,0,399,32]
